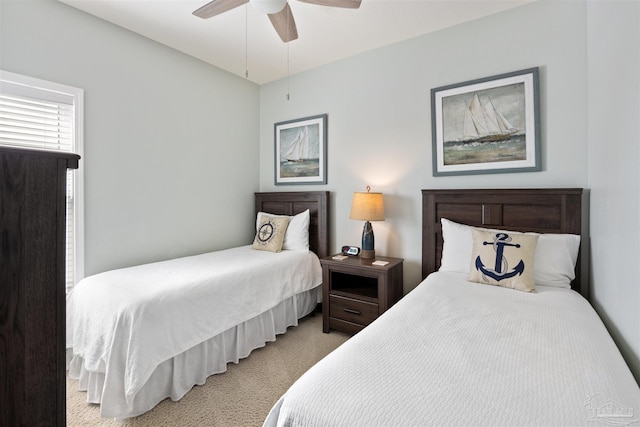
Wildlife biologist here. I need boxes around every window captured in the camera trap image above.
[0,70,84,291]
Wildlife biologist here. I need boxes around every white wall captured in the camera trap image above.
[0,0,261,275]
[587,0,640,382]
[260,0,589,294]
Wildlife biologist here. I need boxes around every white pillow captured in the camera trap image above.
[440,217,474,273]
[256,209,310,252]
[440,218,580,288]
[534,233,581,288]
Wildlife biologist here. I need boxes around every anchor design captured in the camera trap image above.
[475,232,525,282]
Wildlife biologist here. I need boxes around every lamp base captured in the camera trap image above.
[360,249,375,259]
[361,220,375,259]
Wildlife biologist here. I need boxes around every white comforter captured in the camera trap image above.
[265,271,640,427]
[67,246,321,415]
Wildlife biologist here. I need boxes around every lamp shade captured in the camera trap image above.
[349,190,385,221]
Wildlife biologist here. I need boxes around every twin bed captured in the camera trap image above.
[66,191,329,419]
[264,189,640,426]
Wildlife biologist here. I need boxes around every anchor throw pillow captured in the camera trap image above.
[252,214,290,253]
[467,228,539,292]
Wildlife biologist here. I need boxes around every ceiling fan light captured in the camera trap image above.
[250,0,287,14]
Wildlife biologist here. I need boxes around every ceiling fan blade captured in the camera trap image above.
[193,0,249,19]
[268,3,298,42]
[296,0,361,9]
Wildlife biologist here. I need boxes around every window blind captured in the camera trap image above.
[0,93,74,150]
[0,73,82,291]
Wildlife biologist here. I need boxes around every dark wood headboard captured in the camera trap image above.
[255,191,330,259]
[422,189,584,294]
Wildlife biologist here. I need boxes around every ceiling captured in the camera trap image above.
[58,0,534,85]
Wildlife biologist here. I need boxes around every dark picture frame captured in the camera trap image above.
[275,114,327,185]
[431,67,541,176]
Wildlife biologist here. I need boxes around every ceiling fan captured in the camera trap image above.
[193,0,362,43]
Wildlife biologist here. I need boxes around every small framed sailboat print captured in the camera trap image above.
[431,67,540,176]
[275,114,327,185]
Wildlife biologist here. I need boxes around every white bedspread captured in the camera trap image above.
[265,271,640,427]
[67,246,321,415]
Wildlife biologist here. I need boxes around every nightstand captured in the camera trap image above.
[321,255,404,334]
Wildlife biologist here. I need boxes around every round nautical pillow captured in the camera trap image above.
[252,214,290,253]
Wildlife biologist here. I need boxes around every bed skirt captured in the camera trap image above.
[67,285,322,420]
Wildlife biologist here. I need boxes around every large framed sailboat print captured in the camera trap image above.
[431,67,540,176]
[275,114,327,185]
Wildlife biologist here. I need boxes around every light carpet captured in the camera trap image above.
[66,313,350,426]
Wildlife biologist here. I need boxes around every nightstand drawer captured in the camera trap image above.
[329,294,378,326]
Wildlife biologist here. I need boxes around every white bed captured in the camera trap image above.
[66,191,330,419]
[264,189,640,426]
[266,271,640,426]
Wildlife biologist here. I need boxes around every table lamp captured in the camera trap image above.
[349,186,385,259]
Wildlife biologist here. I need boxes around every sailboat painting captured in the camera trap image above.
[431,68,540,176]
[460,90,521,144]
[282,126,314,163]
[275,114,327,185]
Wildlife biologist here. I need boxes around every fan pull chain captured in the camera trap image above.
[244,4,249,79]
[286,3,290,100]
[286,40,290,100]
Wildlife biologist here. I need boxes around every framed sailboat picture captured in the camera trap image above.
[431,67,540,176]
[275,114,327,185]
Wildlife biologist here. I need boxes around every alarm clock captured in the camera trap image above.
[341,246,361,256]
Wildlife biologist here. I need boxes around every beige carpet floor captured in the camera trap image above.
[66,313,350,426]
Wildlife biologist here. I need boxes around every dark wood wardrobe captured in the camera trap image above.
[1,146,80,426]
